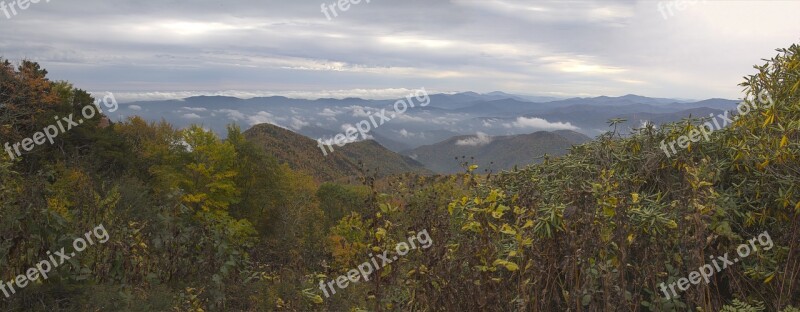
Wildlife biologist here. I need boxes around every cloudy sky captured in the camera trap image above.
[1,0,798,102]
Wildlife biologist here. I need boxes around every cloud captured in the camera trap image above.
[182,113,202,119]
[247,111,276,125]
[340,123,355,131]
[1,0,797,101]
[349,106,372,118]
[128,105,142,111]
[506,117,579,130]
[289,117,309,130]
[216,109,246,120]
[393,113,426,123]
[456,132,493,146]
[182,106,208,112]
[319,108,340,117]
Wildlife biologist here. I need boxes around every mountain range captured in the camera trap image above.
[110,92,742,175]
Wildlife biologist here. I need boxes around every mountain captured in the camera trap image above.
[552,129,593,144]
[113,92,739,148]
[486,91,562,103]
[244,123,430,181]
[521,104,731,135]
[407,130,590,173]
[454,98,544,116]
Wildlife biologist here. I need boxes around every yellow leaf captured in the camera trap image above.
[631,193,640,204]
[375,228,387,242]
[666,220,678,229]
[461,221,482,233]
[492,210,504,219]
[500,224,516,235]
[763,113,774,128]
[781,135,789,148]
[486,190,499,203]
[493,259,519,271]
[759,159,770,170]
[522,220,534,229]
[764,273,775,284]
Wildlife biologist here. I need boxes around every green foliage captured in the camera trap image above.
[2,44,800,311]
[720,299,766,312]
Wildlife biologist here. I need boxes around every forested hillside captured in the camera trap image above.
[244,123,430,182]
[1,43,799,312]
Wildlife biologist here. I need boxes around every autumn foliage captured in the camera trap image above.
[1,44,799,311]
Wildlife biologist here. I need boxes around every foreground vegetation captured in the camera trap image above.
[1,44,799,311]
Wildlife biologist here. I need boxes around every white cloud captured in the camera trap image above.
[399,129,412,138]
[216,109,246,121]
[182,113,202,119]
[349,106,372,118]
[456,132,493,146]
[506,117,579,131]
[340,123,355,131]
[393,113,426,123]
[289,117,309,130]
[182,106,208,112]
[128,105,142,111]
[319,108,340,117]
[247,111,276,125]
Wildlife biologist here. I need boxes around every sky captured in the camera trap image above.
[0,0,798,102]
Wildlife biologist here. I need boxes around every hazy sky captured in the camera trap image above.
[1,0,798,102]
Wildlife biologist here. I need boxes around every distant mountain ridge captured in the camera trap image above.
[112,92,740,151]
[407,130,590,173]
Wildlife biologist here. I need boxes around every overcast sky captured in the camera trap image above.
[1,0,798,102]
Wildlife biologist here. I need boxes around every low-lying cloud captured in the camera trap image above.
[456,131,493,146]
[506,117,578,131]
